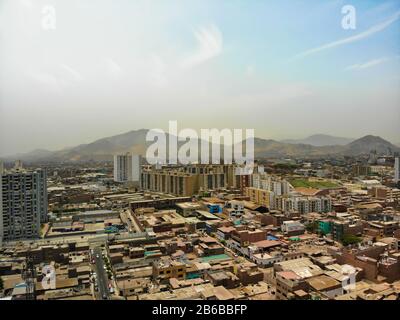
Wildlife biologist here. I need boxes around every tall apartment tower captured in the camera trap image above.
[113,153,142,185]
[130,154,142,183]
[114,154,129,182]
[0,162,48,243]
[395,157,400,184]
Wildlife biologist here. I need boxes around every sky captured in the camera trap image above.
[0,0,400,156]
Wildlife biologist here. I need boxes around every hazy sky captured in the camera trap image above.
[1,0,400,156]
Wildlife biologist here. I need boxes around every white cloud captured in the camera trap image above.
[345,57,388,70]
[181,24,223,69]
[292,10,400,60]
[28,65,83,93]
[60,64,83,82]
[104,58,123,78]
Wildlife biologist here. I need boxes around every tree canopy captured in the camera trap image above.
[342,234,362,246]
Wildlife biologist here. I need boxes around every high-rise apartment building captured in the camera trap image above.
[114,154,129,182]
[246,187,275,209]
[395,157,400,184]
[275,196,332,214]
[252,173,293,196]
[141,164,237,196]
[113,153,142,184]
[0,163,48,243]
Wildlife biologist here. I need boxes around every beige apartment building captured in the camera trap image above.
[245,187,274,208]
[141,164,237,196]
[152,257,186,282]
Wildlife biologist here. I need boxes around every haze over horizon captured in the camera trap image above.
[1,0,400,156]
[1,128,398,159]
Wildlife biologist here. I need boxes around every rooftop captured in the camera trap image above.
[306,275,341,291]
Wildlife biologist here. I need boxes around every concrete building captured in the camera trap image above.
[245,187,275,209]
[281,220,305,236]
[251,173,293,196]
[274,257,324,299]
[275,271,308,300]
[152,257,186,282]
[113,153,142,185]
[1,164,48,243]
[141,164,237,196]
[369,186,400,203]
[306,275,343,299]
[352,165,372,177]
[275,196,332,214]
[114,154,129,182]
[395,157,400,184]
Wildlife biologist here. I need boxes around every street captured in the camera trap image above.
[93,247,109,300]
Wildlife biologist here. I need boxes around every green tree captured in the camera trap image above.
[342,234,362,246]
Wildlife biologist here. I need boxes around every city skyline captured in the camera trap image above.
[2,0,400,305]
[1,0,400,155]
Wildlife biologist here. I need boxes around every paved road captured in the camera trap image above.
[93,247,109,300]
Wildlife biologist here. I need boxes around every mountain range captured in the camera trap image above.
[1,130,399,163]
[281,134,354,146]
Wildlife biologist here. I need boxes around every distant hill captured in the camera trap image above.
[251,135,399,158]
[3,149,55,162]
[341,135,399,156]
[50,129,150,162]
[2,131,399,163]
[282,134,353,146]
[252,138,343,158]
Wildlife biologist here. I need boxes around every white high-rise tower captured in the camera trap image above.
[113,153,142,184]
[395,157,400,184]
